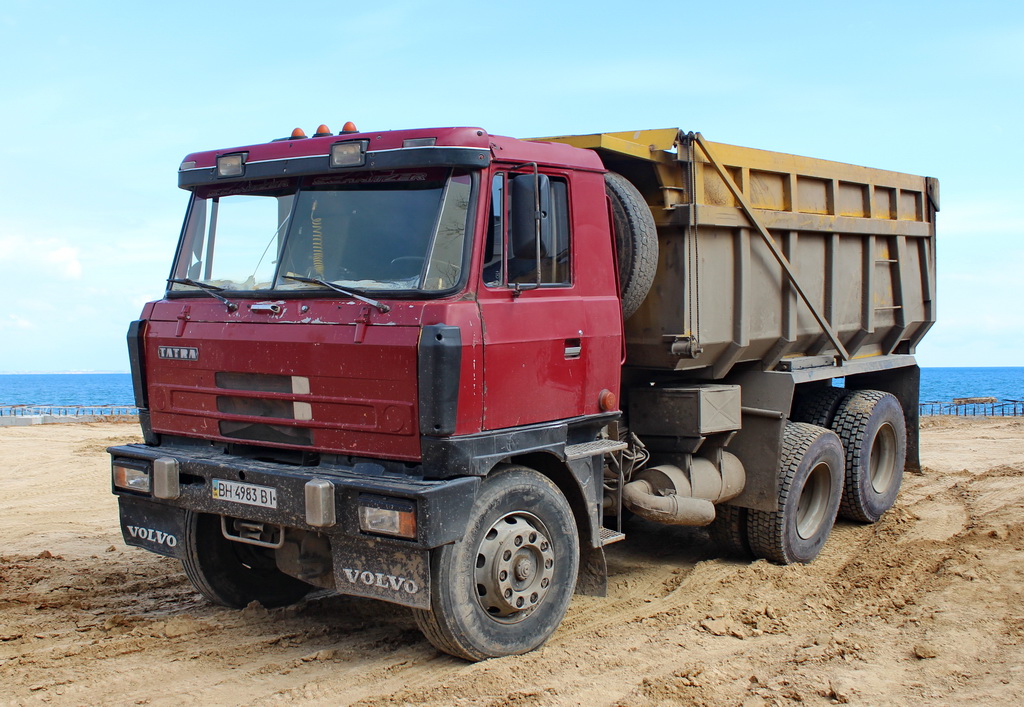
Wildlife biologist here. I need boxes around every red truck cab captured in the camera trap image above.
[139,126,622,455]
[111,125,628,661]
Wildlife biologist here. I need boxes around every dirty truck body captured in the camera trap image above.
[109,125,938,660]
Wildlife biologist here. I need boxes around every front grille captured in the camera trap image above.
[219,420,313,446]
[217,395,296,419]
[214,371,313,445]
[215,371,295,393]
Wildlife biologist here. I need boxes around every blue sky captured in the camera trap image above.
[0,0,1021,372]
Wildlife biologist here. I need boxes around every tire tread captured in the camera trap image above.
[413,466,578,661]
[830,390,905,523]
[747,422,842,565]
[792,386,847,427]
[707,504,750,557]
[605,172,658,320]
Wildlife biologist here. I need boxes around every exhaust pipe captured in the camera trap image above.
[622,453,744,526]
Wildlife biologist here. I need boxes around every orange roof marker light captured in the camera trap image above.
[290,127,307,139]
[341,121,358,134]
[314,124,332,137]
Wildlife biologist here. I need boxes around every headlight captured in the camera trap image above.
[113,461,150,493]
[216,153,246,178]
[330,140,367,168]
[358,495,416,539]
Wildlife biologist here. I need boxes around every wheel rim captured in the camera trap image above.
[796,462,833,539]
[870,422,898,494]
[474,512,555,624]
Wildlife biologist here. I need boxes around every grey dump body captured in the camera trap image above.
[542,129,937,372]
[541,129,937,511]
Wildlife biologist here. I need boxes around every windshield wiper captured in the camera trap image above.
[167,278,239,312]
[281,276,390,313]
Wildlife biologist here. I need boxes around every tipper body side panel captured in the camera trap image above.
[537,129,938,377]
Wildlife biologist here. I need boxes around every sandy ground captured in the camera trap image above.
[1,417,1022,706]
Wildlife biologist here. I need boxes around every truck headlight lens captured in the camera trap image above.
[330,140,367,168]
[113,462,150,493]
[357,495,416,539]
[216,153,245,178]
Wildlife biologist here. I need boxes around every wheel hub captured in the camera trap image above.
[796,461,832,539]
[474,512,555,622]
[870,422,898,493]
[513,555,534,581]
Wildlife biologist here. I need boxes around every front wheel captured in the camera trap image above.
[413,466,579,661]
[181,511,312,608]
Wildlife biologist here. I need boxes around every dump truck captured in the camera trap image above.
[109,124,938,660]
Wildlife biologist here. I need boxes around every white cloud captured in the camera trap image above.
[52,246,82,279]
[0,313,34,331]
[0,234,82,281]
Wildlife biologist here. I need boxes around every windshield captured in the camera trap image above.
[170,169,473,294]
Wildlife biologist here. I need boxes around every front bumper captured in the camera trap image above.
[109,442,479,609]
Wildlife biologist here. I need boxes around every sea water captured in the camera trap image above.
[0,373,136,407]
[918,367,1022,403]
[1,368,1021,407]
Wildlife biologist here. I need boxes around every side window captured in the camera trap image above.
[543,179,571,285]
[484,172,571,288]
[483,174,505,287]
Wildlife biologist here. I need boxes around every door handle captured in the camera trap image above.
[564,338,581,359]
[250,303,282,314]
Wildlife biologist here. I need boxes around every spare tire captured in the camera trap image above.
[605,172,658,319]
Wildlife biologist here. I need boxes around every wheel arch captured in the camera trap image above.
[844,365,920,473]
[507,452,601,550]
[505,451,608,597]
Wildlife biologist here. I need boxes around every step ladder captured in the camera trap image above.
[563,438,630,546]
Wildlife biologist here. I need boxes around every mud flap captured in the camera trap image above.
[118,497,186,559]
[331,535,430,610]
[576,544,608,597]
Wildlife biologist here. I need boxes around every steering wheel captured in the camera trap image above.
[389,256,425,277]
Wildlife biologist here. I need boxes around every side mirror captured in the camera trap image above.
[510,172,552,264]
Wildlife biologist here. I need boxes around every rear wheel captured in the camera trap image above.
[791,386,847,427]
[707,504,751,557]
[747,422,844,564]
[413,466,579,661]
[181,511,311,608]
[830,390,907,522]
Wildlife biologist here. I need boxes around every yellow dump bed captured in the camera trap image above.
[540,129,938,376]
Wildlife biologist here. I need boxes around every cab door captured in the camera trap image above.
[478,170,589,430]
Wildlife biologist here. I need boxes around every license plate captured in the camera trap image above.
[212,479,278,509]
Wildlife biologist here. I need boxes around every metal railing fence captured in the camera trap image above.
[918,400,1024,417]
[2,401,1020,419]
[0,404,139,417]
